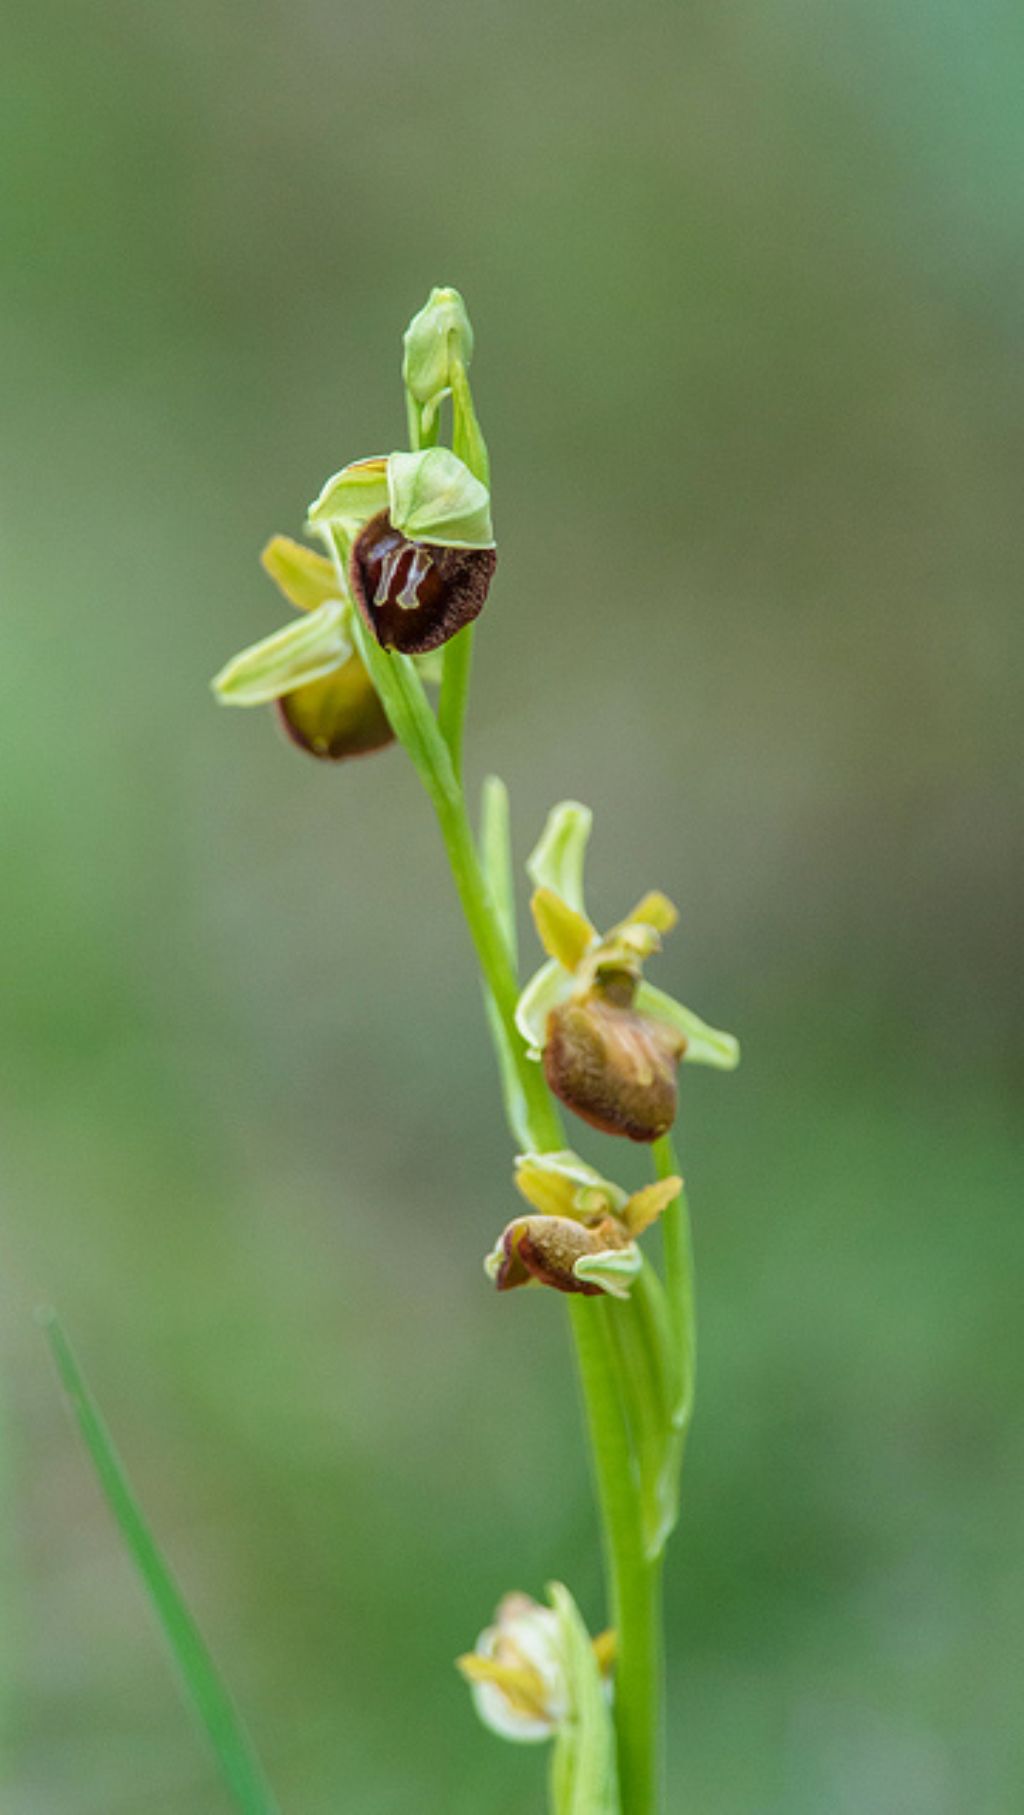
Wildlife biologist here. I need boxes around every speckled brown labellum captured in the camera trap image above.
[496,1215,623,1296]
[349,511,497,654]
[276,654,395,761]
[543,994,687,1143]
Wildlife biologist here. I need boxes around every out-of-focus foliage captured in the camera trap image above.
[1,0,1021,1809]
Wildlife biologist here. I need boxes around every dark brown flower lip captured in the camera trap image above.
[349,511,497,655]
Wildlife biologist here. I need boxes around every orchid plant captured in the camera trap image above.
[212,287,739,1814]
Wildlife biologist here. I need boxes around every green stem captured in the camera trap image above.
[436,624,474,780]
[333,533,661,1809]
[572,1299,663,1814]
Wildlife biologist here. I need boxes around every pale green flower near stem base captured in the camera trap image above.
[458,1585,619,1815]
[515,802,739,1140]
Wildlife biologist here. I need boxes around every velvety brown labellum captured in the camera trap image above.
[497,1215,614,1296]
[350,511,497,654]
[276,655,395,761]
[543,996,686,1143]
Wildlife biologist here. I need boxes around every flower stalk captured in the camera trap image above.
[211,285,738,1813]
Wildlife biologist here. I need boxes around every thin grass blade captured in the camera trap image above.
[42,1311,281,1815]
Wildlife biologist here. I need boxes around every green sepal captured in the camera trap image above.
[527,802,593,916]
[211,599,349,706]
[306,458,389,535]
[515,956,575,1058]
[387,448,494,549]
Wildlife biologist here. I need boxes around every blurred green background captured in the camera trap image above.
[2,0,1022,1809]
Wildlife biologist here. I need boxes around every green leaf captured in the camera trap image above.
[547,1583,619,1815]
[42,1312,280,1815]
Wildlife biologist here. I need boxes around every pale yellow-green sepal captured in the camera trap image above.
[211,599,349,707]
[514,957,575,1058]
[307,457,390,534]
[526,801,593,916]
[514,1150,627,1221]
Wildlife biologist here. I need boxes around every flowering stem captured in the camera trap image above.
[437,624,475,780]
[572,1299,663,1815]
[337,594,664,1810]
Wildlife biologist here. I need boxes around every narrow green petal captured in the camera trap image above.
[526,802,593,916]
[212,600,349,706]
[635,981,740,1071]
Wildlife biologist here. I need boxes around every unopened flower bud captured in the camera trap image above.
[543,986,686,1144]
[402,285,474,406]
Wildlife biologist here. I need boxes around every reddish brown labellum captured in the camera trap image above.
[349,511,497,654]
[495,1215,621,1296]
[543,994,687,1143]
